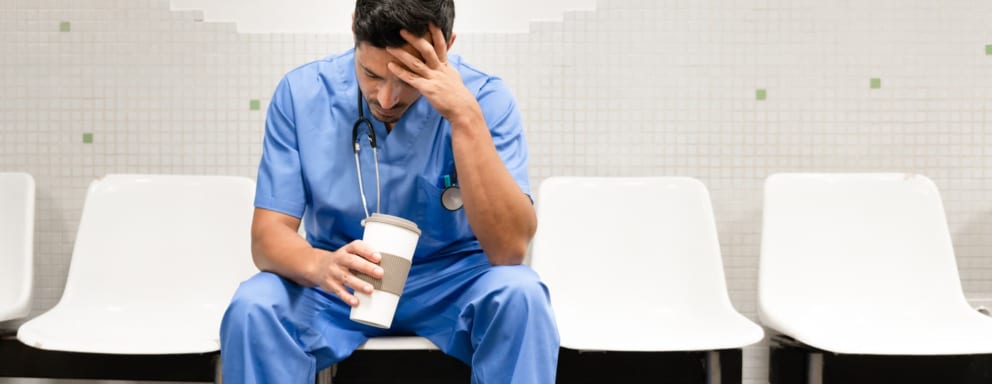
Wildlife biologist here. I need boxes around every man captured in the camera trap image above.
[219,0,559,382]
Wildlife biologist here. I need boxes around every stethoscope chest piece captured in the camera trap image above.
[441,185,463,211]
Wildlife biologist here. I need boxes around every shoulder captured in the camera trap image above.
[451,55,510,97]
[278,49,356,96]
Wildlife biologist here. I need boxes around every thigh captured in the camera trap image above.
[235,272,392,367]
[391,253,550,360]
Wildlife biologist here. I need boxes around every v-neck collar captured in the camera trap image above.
[363,95,433,163]
[338,48,437,164]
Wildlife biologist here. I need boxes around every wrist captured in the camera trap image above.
[303,247,327,287]
[447,105,484,131]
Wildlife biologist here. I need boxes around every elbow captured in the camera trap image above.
[250,235,269,271]
[250,221,280,272]
[481,206,537,266]
[486,237,532,266]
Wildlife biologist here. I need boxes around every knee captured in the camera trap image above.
[480,266,552,312]
[222,272,294,329]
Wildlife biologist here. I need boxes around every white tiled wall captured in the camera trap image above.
[2,0,992,383]
[168,0,597,33]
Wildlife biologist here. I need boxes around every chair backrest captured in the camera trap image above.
[759,173,969,325]
[0,172,35,322]
[530,177,742,349]
[57,174,257,310]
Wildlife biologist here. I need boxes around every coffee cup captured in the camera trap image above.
[349,213,421,328]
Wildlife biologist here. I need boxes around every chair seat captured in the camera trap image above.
[558,309,763,351]
[764,307,992,355]
[358,336,439,351]
[17,303,226,354]
[17,303,225,354]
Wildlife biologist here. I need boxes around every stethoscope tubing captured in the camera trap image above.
[353,90,381,218]
[351,89,463,215]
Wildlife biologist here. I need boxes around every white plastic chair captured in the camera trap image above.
[0,172,35,324]
[531,176,763,352]
[17,174,257,355]
[758,173,992,356]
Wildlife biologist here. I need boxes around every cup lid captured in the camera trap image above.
[364,213,422,236]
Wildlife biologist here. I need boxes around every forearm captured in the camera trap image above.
[450,112,536,265]
[251,208,321,287]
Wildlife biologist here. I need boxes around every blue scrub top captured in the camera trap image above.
[254,48,530,261]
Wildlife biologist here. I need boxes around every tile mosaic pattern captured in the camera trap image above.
[2,0,992,383]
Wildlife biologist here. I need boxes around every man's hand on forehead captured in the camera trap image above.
[384,23,482,125]
[386,24,447,74]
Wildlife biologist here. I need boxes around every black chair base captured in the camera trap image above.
[1,334,744,384]
[0,335,218,382]
[770,335,992,384]
[332,347,743,384]
[331,349,471,383]
[557,348,742,384]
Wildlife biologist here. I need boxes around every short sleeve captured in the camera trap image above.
[476,78,531,196]
[254,77,307,218]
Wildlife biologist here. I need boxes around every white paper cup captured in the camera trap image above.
[349,213,421,328]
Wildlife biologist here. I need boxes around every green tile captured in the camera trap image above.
[249,99,260,110]
[986,44,992,55]
[755,89,767,101]
[870,78,881,89]
[59,21,70,32]
[82,133,93,144]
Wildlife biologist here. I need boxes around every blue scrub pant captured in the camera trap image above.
[220,252,559,383]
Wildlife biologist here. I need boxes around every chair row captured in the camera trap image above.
[2,172,990,383]
[537,173,992,358]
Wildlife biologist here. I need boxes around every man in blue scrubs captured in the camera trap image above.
[219,0,559,382]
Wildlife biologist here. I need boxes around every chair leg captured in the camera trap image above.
[316,365,335,384]
[213,355,223,384]
[807,352,824,384]
[706,350,722,384]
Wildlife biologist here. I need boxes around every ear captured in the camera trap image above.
[447,32,457,50]
[351,12,356,35]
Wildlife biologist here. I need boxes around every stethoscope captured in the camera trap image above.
[352,90,463,217]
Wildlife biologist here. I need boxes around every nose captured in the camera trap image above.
[376,82,402,110]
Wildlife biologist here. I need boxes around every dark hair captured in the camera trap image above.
[353,0,455,48]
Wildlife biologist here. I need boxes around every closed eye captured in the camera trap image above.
[363,68,382,80]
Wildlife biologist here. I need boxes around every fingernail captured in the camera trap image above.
[373,252,382,261]
[366,285,374,293]
[374,267,384,275]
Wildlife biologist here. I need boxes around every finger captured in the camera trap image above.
[345,240,381,263]
[386,47,428,77]
[328,281,359,307]
[399,29,441,69]
[387,61,426,90]
[346,252,384,280]
[341,271,376,295]
[429,24,447,64]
